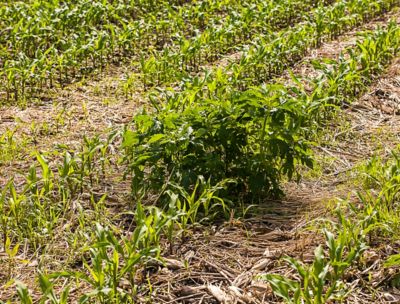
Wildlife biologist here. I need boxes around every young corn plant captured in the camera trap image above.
[261,145,400,304]
[16,273,72,304]
[57,151,81,201]
[261,208,369,303]
[164,176,233,242]
[357,149,400,241]
[48,202,170,303]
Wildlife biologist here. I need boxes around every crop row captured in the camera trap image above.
[144,0,398,114]
[137,0,328,74]
[0,0,240,101]
[0,0,326,104]
[138,0,398,89]
[0,0,246,55]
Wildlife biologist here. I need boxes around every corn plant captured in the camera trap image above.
[165,177,233,242]
[357,149,400,240]
[15,274,71,304]
[4,236,20,280]
[262,210,368,303]
[16,281,34,304]
[263,145,400,303]
[57,151,81,201]
[48,202,172,303]
[263,246,352,304]
[385,254,400,267]
[1,154,71,250]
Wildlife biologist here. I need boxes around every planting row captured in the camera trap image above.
[0,0,325,104]
[137,0,398,89]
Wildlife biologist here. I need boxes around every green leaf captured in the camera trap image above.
[385,254,400,267]
[147,133,166,144]
[122,130,139,147]
[261,273,300,303]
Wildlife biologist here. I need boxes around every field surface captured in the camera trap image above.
[1,0,400,303]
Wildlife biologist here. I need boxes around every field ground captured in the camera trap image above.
[1,1,400,303]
